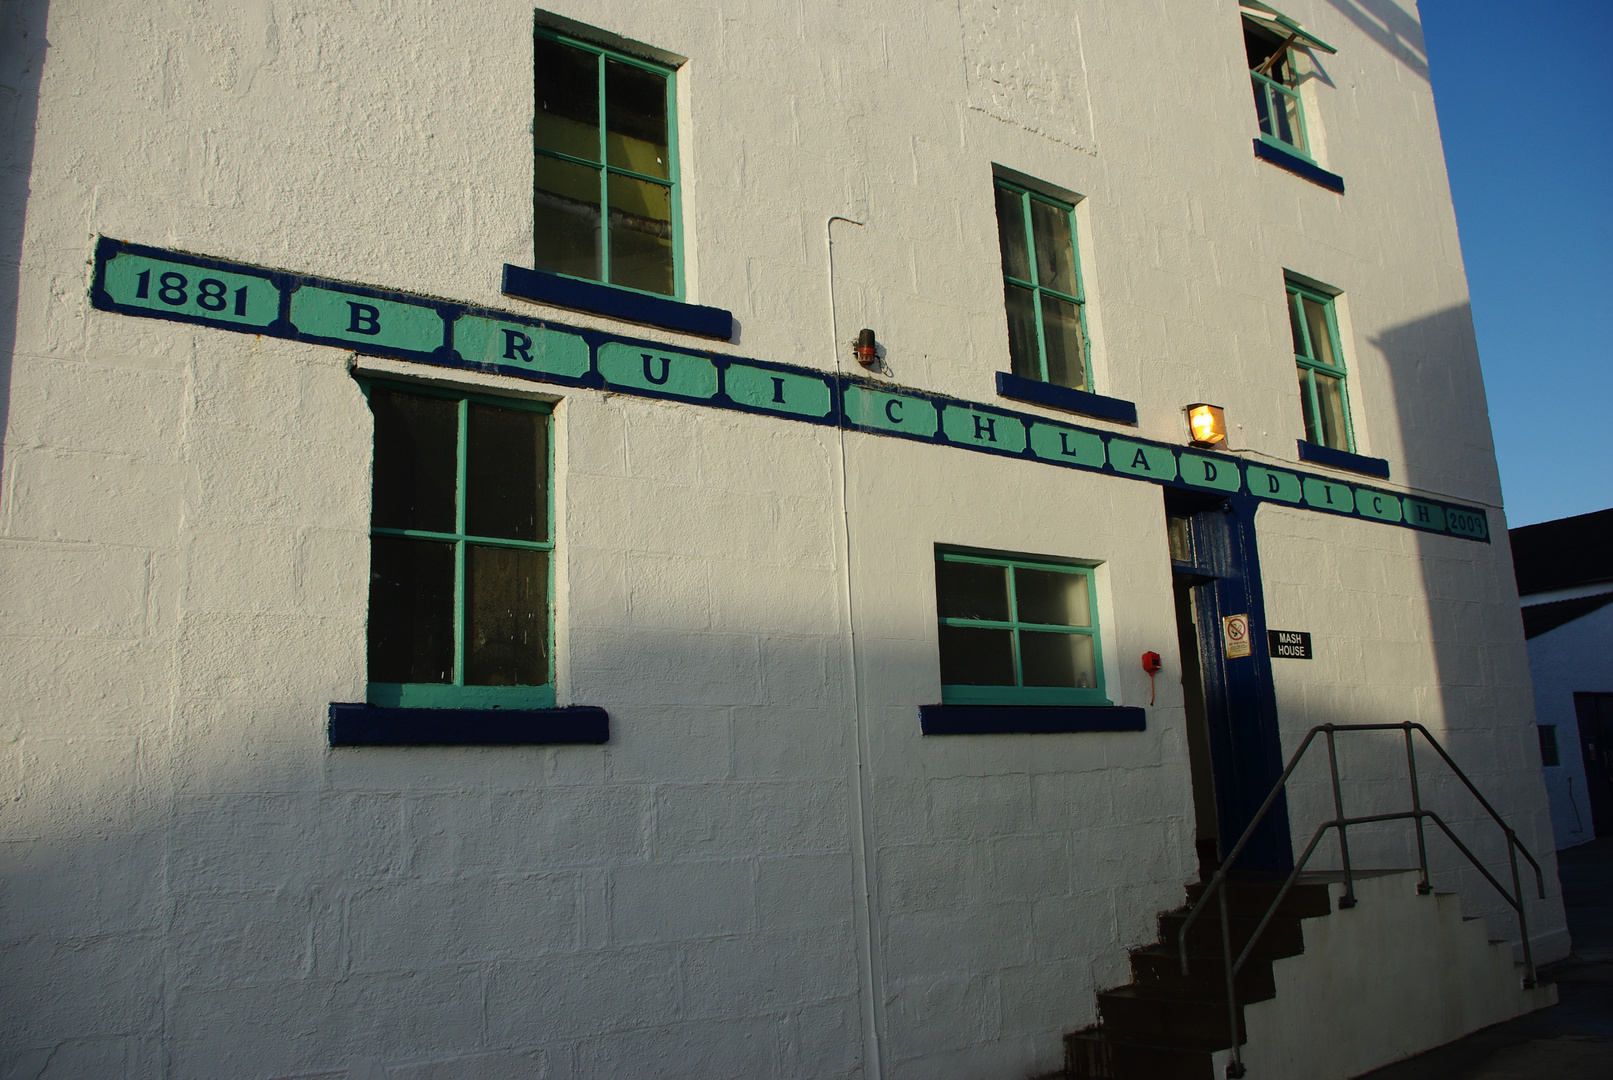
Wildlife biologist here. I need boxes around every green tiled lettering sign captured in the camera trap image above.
[102,252,278,329]
[1246,466,1303,504]
[1303,477,1354,514]
[1110,440,1178,481]
[454,315,589,378]
[724,363,833,419]
[1028,424,1106,469]
[597,342,718,399]
[1444,506,1489,540]
[941,407,1026,453]
[1356,488,1403,523]
[291,286,444,354]
[1402,498,1447,532]
[844,387,938,437]
[90,238,1498,545]
[1180,453,1241,493]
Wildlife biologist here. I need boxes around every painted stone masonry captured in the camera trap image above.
[0,1,1567,1079]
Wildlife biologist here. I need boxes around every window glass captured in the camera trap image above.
[993,180,1090,391]
[534,30,678,297]
[936,550,1106,706]
[1538,725,1560,768]
[366,384,554,707]
[533,37,600,161]
[1244,16,1308,155]
[370,387,457,533]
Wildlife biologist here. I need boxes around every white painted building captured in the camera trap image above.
[0,2,1569,1078]
[1511,508,1613,850]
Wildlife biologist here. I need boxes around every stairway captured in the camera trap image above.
[1063,870,1556,1080]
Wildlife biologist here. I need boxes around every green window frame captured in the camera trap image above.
[533,26,682,298]
[935,548,1109,707]
[1287,279,1355,452]
[363,381,555,710]
[993,179,1093,392]
[1242,4,1335,162]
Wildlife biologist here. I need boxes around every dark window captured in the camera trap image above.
[366,384,554,709]
[1539,724,1559,767]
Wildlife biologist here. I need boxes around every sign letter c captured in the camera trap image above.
[885,398,903,424]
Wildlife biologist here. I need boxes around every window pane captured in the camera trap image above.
[1539,725,1560,767]
[535,155,602,281]
[1014,568,1091,628]
[1040,294,1088,390]
[607,172,674,295]
[1252,77,1274,137]
[1019,631,1096,689]
[1005,284,1040,381]
[1029,199,1077,296]
[368,536,454,684]
[467,403,548,542]
[605,59,669,179]
[939,624,1015,686]
[1314,372,1349,449]
[1288,291,1307,355]
[370,388,457,533]
[936,559,1009,621]
[1303,297,1336,367]
[1298,368,1321,444]
[466,545,549,686]
[994,186,1031,282]
[534,37,600,162]
[1279,87,1305,152]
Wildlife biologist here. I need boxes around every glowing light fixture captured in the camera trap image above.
[1186,403,1228,447]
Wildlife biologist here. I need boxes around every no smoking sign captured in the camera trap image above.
[1222,613,1252,658]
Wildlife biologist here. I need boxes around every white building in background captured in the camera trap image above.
[1511,508,1613,850]
[0,2,1568,1078]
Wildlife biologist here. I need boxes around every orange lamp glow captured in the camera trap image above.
[1186,403,1228,447]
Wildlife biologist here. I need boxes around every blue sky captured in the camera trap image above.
[1418,1,1613,527]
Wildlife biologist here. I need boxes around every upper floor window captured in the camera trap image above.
[994,179,1091,392]
[534,28,679,297]
[1241,2,1335,161]
[1288,278,1354,452]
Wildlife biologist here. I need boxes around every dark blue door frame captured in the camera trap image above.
[1167,491,1293,872]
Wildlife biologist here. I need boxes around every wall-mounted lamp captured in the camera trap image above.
[1185,403,1228,448]
[854,328,879,368]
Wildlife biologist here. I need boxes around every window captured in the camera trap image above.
[1539,725,1560,768]
[1241,3,1333,160]
[533,28,679,297]
[935,548,1108,706]
[994,180,1091,392]
[365,383,554,709]
[1288,278,1354,452]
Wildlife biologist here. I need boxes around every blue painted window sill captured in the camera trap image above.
[502,264,733,341]
[1252,139,1345,194]
[919,704,1146,735]
[328,702,609,746]
[995,371,1138,425]
[1297,439,1390,479]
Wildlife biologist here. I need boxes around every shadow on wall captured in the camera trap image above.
[0,0,50,482]
[1376,300,1564,952]
[1320,0,1429,82]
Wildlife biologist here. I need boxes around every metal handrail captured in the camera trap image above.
[1177,722,1548,1079]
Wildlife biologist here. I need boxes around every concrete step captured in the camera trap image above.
[1156,908,1307,960]
[1128,944,1278,1003]
[1098,985,1247,1045]
[1064,1025,1220,1080]
[1182,878,1333,921]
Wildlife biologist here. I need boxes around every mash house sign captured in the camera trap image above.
[1268,630,1314,659]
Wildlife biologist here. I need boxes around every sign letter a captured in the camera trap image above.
[1132,448,1150,470]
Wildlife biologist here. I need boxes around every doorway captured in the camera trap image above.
[1165,491,1292,873]
[1575,693,1613,838]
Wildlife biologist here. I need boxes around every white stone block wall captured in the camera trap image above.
[0,0,1567,1076]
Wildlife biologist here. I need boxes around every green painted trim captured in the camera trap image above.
[941,685,1113,707]
[1302,476,1355,513]
[597,341,718,397]
[1246,466,1303,504]
[1180,453,1242,493]
[994,177,1092,392]
[368,682,559,709]
[724,363,833,418]
[1287,279,1355,453]
[1028,423,1105,469]
[1355,488,1403,523]
[844,386,939,437]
